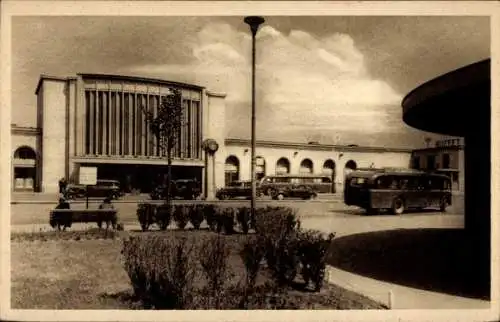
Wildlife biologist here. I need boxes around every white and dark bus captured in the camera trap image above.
[344,168,452,215]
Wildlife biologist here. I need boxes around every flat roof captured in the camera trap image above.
[35,73,205,95]
[225,138,414,153]
[78,73,205,91]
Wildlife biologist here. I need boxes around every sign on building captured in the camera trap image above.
[79,166,97,185]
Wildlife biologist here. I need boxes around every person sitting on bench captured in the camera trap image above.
[55,195,70,210]
[98,196,116,229]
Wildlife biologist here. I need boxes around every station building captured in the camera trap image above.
[13,73,426,198]
[409,137,465,192]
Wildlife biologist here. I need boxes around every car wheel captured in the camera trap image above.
[218,193,227,200]
[276,193,285,201]
[266,188,274,196]
[310,193,317,200]
[392,197,405,215]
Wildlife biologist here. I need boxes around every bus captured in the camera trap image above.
[344,168,452,215]
[259,174,334,196]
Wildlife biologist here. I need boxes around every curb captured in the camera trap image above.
[324,265,490,310]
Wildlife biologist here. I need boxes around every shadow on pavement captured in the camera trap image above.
[333,208,442,217]
[326,228,489,300]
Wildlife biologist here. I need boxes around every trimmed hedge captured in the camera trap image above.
[127,204,337,308]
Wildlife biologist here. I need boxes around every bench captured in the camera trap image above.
[49,209,118,231]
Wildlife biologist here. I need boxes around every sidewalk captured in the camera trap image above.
[325,265,490,309]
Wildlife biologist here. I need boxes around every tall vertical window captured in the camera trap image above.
[411,156,420,169]
[427,155,436,170]
[82,86,203,159]
[442,153,450,169]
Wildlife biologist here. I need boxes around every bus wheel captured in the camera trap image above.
[366,208,378,216]
[392,198,405,215]
[439,197,448,212]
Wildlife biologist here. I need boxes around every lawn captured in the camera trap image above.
[11,229,386,310]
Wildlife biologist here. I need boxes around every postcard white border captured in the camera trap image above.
[1,1,499,321]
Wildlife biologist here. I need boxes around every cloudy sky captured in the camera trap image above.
[11,16,490,148]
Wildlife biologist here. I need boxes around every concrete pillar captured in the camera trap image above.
[462,84,490,294]
[39,78,68,193]
[202,90,227,200]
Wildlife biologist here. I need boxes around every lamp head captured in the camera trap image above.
[244,16,265,35]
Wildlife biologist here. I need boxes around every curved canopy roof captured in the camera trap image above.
[402,59,490,137]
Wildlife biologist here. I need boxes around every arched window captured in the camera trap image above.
[299,158,313,174]
[225,156,240,186]
[14,146,36,160]
[323,159,336,193]
[256,156,266,180]
[13,146,37,191]
[276,157,290,175]
[344,160,357,176]
[323,159,336,176]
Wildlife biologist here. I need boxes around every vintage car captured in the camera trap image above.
[150,179,202,200]
[66,179,124,199]
[216,181,262,200]
[268,184,318,200]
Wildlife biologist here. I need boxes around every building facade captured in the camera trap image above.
[410,137,465,191]
[12,73,426,198]
[224,139,413,192]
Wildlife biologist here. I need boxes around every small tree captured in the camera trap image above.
[142,89,183,209]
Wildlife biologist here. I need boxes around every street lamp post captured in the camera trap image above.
[244,16,265,227]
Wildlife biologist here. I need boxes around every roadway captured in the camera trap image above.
[10,193,465,235]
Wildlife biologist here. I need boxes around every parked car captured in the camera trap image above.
[150,179,202,200]
[269,184,318,200]
[216,181,262,200]
[66,179,124,199]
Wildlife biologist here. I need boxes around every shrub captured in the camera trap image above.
[240,236,265,289]
[218,207,235,235]
[173,205,189,230]
[254,206,299,239]
[122,235,197,309]
[254,206,301,288]
[203,204,217,231]
[198,235,233,308]
[189,205,204,230]
[156,204,171,230]
[137,203,156,231]
[236,207,251,234]
[297,230,336,291]
[237,236,266,308]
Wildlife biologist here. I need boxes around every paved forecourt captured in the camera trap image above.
[10,193,464,236]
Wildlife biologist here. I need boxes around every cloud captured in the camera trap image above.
[125,22,404,142]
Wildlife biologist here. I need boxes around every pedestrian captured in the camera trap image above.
[98,196,114,210]
[58,177,67,195]
[98,196,116,230]
[55,195,70,209]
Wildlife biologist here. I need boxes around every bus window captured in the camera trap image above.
[321,177,332,183]
[290,177,300,184]
[350,177,367,186]
[375,176,393,189]
[303,178,314,183]
[275,177,289,183]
